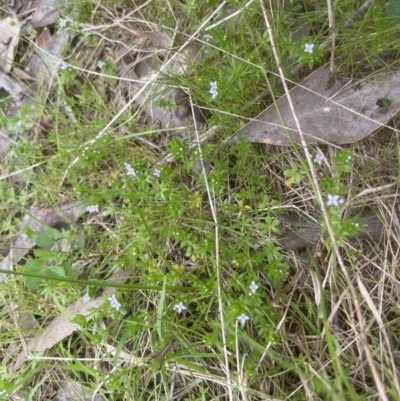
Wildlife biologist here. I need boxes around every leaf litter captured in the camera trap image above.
[1,0,400,399]
[233,64,400,145]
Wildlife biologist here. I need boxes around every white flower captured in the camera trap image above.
[327,194,344,207]
[97,60,105,69]
[86,205,99,213]
[60,61,68,70]
[209,81,218,99]
[314,154,324,166]
[108,294,121,311]
[72,322,81,331]
[249,281,259,294]
[238,314,250,325]
[304,43,314,53]
[173,302,186,313]
[59,18,67,28]
[82,293,91,303]
[21,233,28,240]
[153,168,161,178]
[124,162,136,177]
[204,34,213,42]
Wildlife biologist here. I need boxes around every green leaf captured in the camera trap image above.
[46,227,63,240]
[386,0,400,24]
[71,235,85,251]
[48,265,66,278]
[34,249,57,260]
[25,259,46,273]
[26,276,43,289]
[35,235,55,248]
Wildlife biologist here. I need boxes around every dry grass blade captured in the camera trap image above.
[259,1,388,399]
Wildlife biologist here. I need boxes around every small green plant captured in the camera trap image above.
[21,228,84,288]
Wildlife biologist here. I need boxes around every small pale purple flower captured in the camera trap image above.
[97,61,105,69]
[209,81,218,99]
[86,205,99,213]
[21,233,28,240]
[204,34,213,42]
[108,294,121,311]
[153,168,161,178]
[124,162,136,177]
[59,18,67,28]
[249,281,259,295]
[71,322,81,331]
[60,61,68,70]
[304,43,314,53]
[238,314,250,325]
[314,154,324,166]
[327,194,344,207]
[82,293,91,303]
[173,302,186,313]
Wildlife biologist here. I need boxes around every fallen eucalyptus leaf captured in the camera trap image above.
[13,269,133,371]
[233,65,400,145]
[31,0,67,28]
[0,15,20,73]
[56,381,105,401]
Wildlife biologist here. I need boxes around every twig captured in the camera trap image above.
[326,0,336,72]
[188,85,234,401]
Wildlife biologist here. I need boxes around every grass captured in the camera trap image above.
[1,0,400,400]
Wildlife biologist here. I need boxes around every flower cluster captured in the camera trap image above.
[108,294,121,311]
[249,281,259,295]
[174,302,186,313]
[304,43,314,53]
[97,61,104,69]
[86,205,98,214]
[60,61,68,70]
[72,322,81,331]
[82,293,91,303]
[124,162,136,177]
[314,154,324,166]
[238,314,249,325]
[327,194,344,207]
[209,81,218,99]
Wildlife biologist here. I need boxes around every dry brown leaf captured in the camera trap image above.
[56,381,106,401]
[233,65,400,145]
[36,27,52,47]
[13,269,134,371]
[11,67,36,81]
[0,16,20,73]
[121,43,207,138]
[26,31,71,87]
[138,30,173,49]
[31,0,66,28]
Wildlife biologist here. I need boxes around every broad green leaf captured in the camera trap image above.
[386,0,400,24]
[35,235,55,248]
[46,227,63,240]
[26,276,43,289]
[25,259,45,273]
[48,265,66,278]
